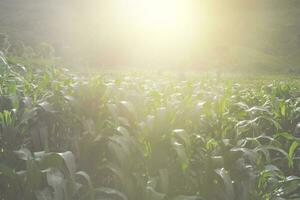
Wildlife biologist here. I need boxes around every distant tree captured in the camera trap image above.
[7,40,37,58]
[23,46,36,58]
[9,40,26,57]
[0,33,10,55]
[36,42,55,59]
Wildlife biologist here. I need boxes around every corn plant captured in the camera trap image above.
[1,54,300,200]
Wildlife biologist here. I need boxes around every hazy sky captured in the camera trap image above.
[1,0,300,68]
[61,0,268,67]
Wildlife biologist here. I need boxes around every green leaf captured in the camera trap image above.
[288,141,299,168]
[95,187,128,200]
[35,187,54,200]
[172,195,205,200]
[215,168,234,200]
[158,169,169,194]
[146,186,166,200]
[46,168,65,200]
[14,148,33,161]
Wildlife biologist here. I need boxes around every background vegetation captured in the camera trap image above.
[1,0,300,71]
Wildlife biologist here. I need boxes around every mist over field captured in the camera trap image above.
[1,0,300,70]
[3,1,300,200]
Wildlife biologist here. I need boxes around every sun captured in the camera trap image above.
[120,0,204,35]
[131,0,181,29]
[109,0,211,66]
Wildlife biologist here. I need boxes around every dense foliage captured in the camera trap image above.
[1,54,300,200]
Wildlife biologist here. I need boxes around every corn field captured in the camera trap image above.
[1,54,300,200]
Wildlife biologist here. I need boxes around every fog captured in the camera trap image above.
[1,0,300,70]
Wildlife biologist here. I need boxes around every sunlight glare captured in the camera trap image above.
[116,0,209,64]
